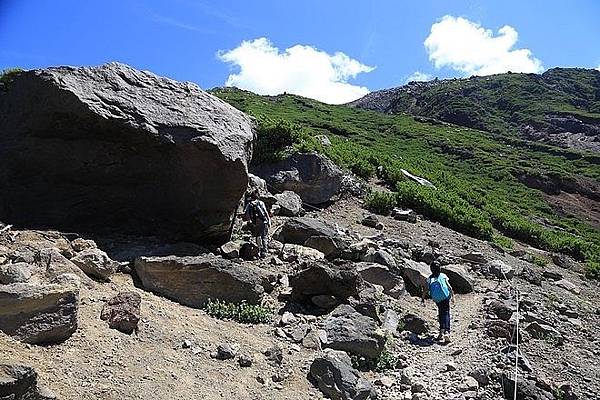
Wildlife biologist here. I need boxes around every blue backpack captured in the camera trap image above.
[428,274,450,303]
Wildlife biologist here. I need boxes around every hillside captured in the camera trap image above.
[211,87,600,275]
[349,68,600,153]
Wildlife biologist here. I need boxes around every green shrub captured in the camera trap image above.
[530,254,548,267]
[492,234,514,249]
[351,350,402,372]
[0,67,23,89]
[252,117,314,165]
[204,299,272,324]
[365,190,397,215]
[396,182,494,240]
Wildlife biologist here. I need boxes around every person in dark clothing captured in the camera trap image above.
[422,263,454,343]
[243,191,271,258]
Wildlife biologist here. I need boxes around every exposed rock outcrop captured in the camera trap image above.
[0,363,57,400]
[289,262,363,306]
[0,283,79,344]
[253,153,344,204]
[134,254,266,307]
[0,63,255,243]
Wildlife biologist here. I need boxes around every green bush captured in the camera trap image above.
[396,182,494,240]
[252,117,315,165]
[0,67,23,89]
[351,349,402,372]
[365,190,397,215]
[204,299,272,324]
[492,234,514,249]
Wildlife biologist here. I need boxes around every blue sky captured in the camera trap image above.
[1,0,599,103]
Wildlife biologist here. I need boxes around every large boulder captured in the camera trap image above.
[402,259,430,296]
[274,191,304,217]
[310,349,376,400]
[275,217,347,258]
[134,254,265,307]
[253,153,344,204]
[323,304,386,359]
[0,363,57,400]
[441,264,474,293]
[354,262,403,297]
[289,262,363,306]
[0,63,254,243]
[0,283,79,344]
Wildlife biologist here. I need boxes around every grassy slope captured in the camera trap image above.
[213,87,600,274]
[366,68,600,136]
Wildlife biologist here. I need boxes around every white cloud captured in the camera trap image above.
[596,65,600,71]
[405,71,432,83]
[218,38,374,104]
[424,15,543,76]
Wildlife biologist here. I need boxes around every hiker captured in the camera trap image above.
[422,263,454,343]
[244,191,271,258]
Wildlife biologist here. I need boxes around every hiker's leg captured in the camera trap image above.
[437,302,444,332]
[441,299,451,333]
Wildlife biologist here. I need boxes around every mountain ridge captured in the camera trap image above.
[349,67,600,153]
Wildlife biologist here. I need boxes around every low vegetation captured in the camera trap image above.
[204,299,273,324]
[212,87,600,277]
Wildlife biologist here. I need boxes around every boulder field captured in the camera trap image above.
[0,63,254,243]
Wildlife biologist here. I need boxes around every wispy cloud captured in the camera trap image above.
[150,14,219,35]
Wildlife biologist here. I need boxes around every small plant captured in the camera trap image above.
[492,234,514,250]
[0,67,23,89]
[365,190,397,215]
[204,299,272,324]
[530,254,548,267]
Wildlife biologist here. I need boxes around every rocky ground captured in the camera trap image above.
[2,190,598,400]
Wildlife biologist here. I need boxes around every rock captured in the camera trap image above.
[459,376,479,392]
[460,252,487,264]
[525,322,564,345]
[100,291,141,334]
[290,324,310,343]
[239,242,260,261]
[238,354,253,367]
[36,247,92,286]
[402,259,430,296]
[486,260,514,280]
[71,248,119,281]
[374,376,394,388]
[554,279,580,294]
[391,208,417,223]
[264,345,283,365]
[552,253,573,269]
[362,249,397,269]
[487,299,514,321]
[289,262,362,305]
[519,266,542,286]
[253,153,344,205]
[302,330,323,350]
[0,363,57,400]
[274,191,304,216]
[0,283,78,344]
[311,294,341,309]
[485,320,515,341]
[182,339,192,348]
[281,244,325,262]
[304,235,347,259]
[355,262,403,297]
[0,262,34,284]
[0,63,254,243]
[361,215,379,228]
[247,173,277,208]
[309,349,376,400]
[315,135,332,146]
[441,264,474,293]
[134,254,265,307]
[323,304,385,358]
[220,241,242,259]
[501,373,554,400]
[468,369,490,387]
[445,362,457,372]
[279,311,297,326]
[381,309,400,334]
[71,238,97,252]
[402,313,430,335]
[212,343,238,360]
[275,217,341,247]
[542,270,563,281]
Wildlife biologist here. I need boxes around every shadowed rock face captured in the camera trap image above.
[0,63,255,243]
